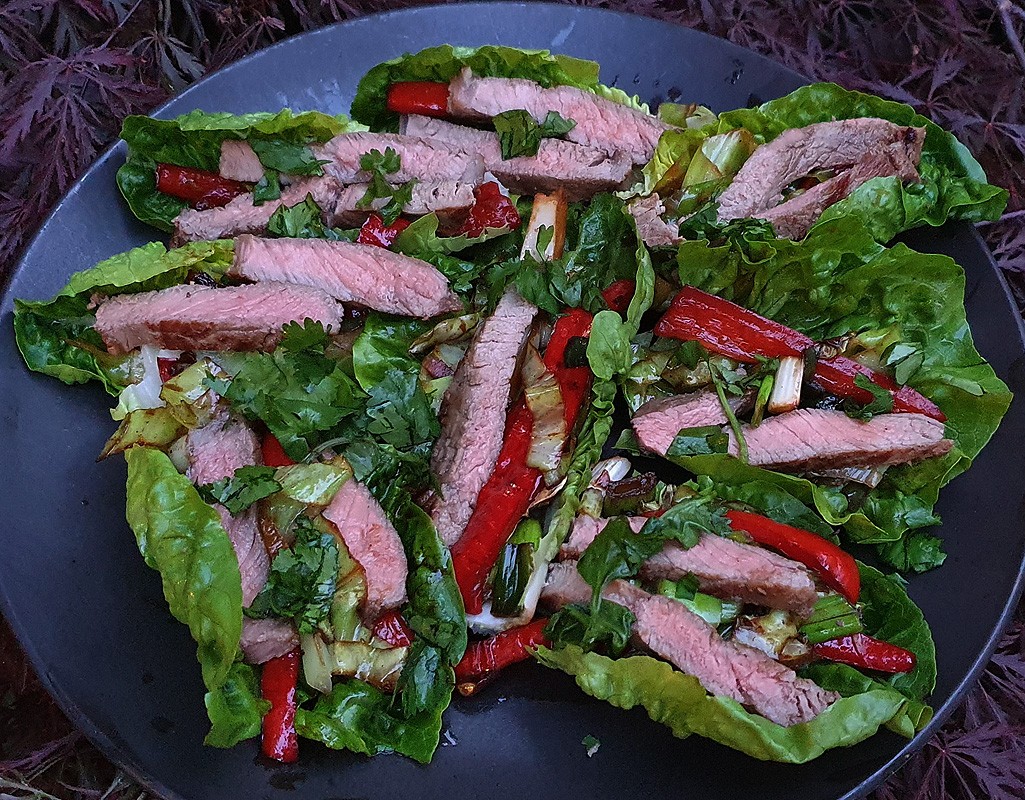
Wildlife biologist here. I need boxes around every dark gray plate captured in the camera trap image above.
[1,4,1023,799]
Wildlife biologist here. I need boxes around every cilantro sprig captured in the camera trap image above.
[492,109,576,159]
[356,147,416,225]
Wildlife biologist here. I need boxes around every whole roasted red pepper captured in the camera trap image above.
[456,182,521,238]
[725,509,861,604]
[260,649,300,763]
[655,286,945,421]
[371,609,414,647]
[357,213,411,248]
[386,81,450,117]
[452,308,593,615]
[155,163,250,209]
[812,633,917,674]
[261,433,295,467]
[455,618,550,686]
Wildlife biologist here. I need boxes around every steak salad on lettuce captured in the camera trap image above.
[12,44,1009,765]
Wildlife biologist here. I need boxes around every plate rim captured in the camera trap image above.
[1,4,1023,800]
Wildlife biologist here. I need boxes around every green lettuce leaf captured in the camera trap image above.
[715,83,1007,240]
[351,44,643,132]
[117,109,359,231]
[536,644,909,763]
[670,217,1011,569]
[13,240,234,394]
[204,663,269,747]
[124,447,242,691]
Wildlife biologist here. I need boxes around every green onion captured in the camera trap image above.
[799,594,863,644]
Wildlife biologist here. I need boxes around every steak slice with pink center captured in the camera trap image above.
[312,131,484,184]
[632,390,752,456]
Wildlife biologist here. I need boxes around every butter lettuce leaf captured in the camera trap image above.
[204,663,269,748]
[124,447,243,691]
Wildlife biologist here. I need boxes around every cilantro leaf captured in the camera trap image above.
[845,373,895,419]
[247,518,338,634]
[493,109,577,159]
[355,147,417,225]
[640,497,732,548]
[199,465,281,516]
[249,139,328,176]
[544,600,635,656]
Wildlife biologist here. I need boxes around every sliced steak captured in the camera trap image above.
[431,289,538,545]
[95,281,341,355]
[185,415,269,608]
[325,179,476,229]
[172,176,340,244]
[542,562,837,726]
[446,68,673,164]
[219,140,264,183]
[628,194,683,248]
[402,114,632,201]
[560,515,817,616]
[323,479,408,621]
[732,408,953,471]
[717,119,926,238]
[632,391,751,456]
[230,235,461,318]
[240,618,299,664]
[312,132,484,184]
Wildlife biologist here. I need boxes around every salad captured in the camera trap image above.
[12,44,1011,766]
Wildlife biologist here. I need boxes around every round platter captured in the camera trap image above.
[1,4,1023,799]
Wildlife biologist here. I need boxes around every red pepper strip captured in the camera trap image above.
[386,81,451,117]
[261,433,295,467]
[154,163,250,209]
[455,618,551,682]
[456,182,521,238]
[371,610,414,647]
[602,279,636,314]
[357,213,411,248]
[157,357,178,383]
[655,285,945,421]
[725,509,861,604]
[812,633,916,674]
[260,649,300,763]
[451,309,593,615]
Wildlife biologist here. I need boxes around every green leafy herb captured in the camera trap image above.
[545,600,636,656]
[267,193,350,240]
[249,139,328,176]
[199,465,281,516]
[666,425,730,457]
[639,497,732,548]
[846,374,895,418]
[582,734,601,757]
[248,518,339,634]
[493,109,576,159]
[356,147,416,225]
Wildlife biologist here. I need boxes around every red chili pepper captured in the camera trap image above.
[386,81,451,117]
[357,213,411,248]
[602,279,636,314]
[154,163,250,209]
[655,286,945,421]
[261,433,295,467]
[812,633,916,674]
[455,618,550,684]
[157,357,178,383]
[725,509,861,604]
[452,309,593,615]
[456,182,521,238]
[260,649,299,763]
[371,610,414,647]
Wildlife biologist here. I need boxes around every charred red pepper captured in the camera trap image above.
[602,279,636,314]
[452,308,593,615]
[812,633,917,674]
[357,213,411,248]
[456,182,521,238]
[725,509,861,604]
[371,610,414,647]
[655,286,945,421]
[386,81,450,117]
[261,433,295,467]
[455,618,550,690]
[154,163,250,209]
[260,649,299,763]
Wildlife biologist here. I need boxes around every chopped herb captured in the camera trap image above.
[845,373,895,419]
[252,169,281,204]
[199,465,281,516]
[582,734,601,757]
[355,147,417,224]
[492,109,577,159]
[267,193,330,239]
[545,599,635,656]
[249,139,328,176]
[666,425,730,457]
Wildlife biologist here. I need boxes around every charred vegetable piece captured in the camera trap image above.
[725,509,861,604]
[371,609,414,647]
[456,181,521,237]
[812,632,916,674]
[655,286,945,421]
[261,648,300,763]
[261,433,296,467]
[455,618,550,690]
[386,81,450,116]
[602,279,636,314]
[155,163,250,208]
